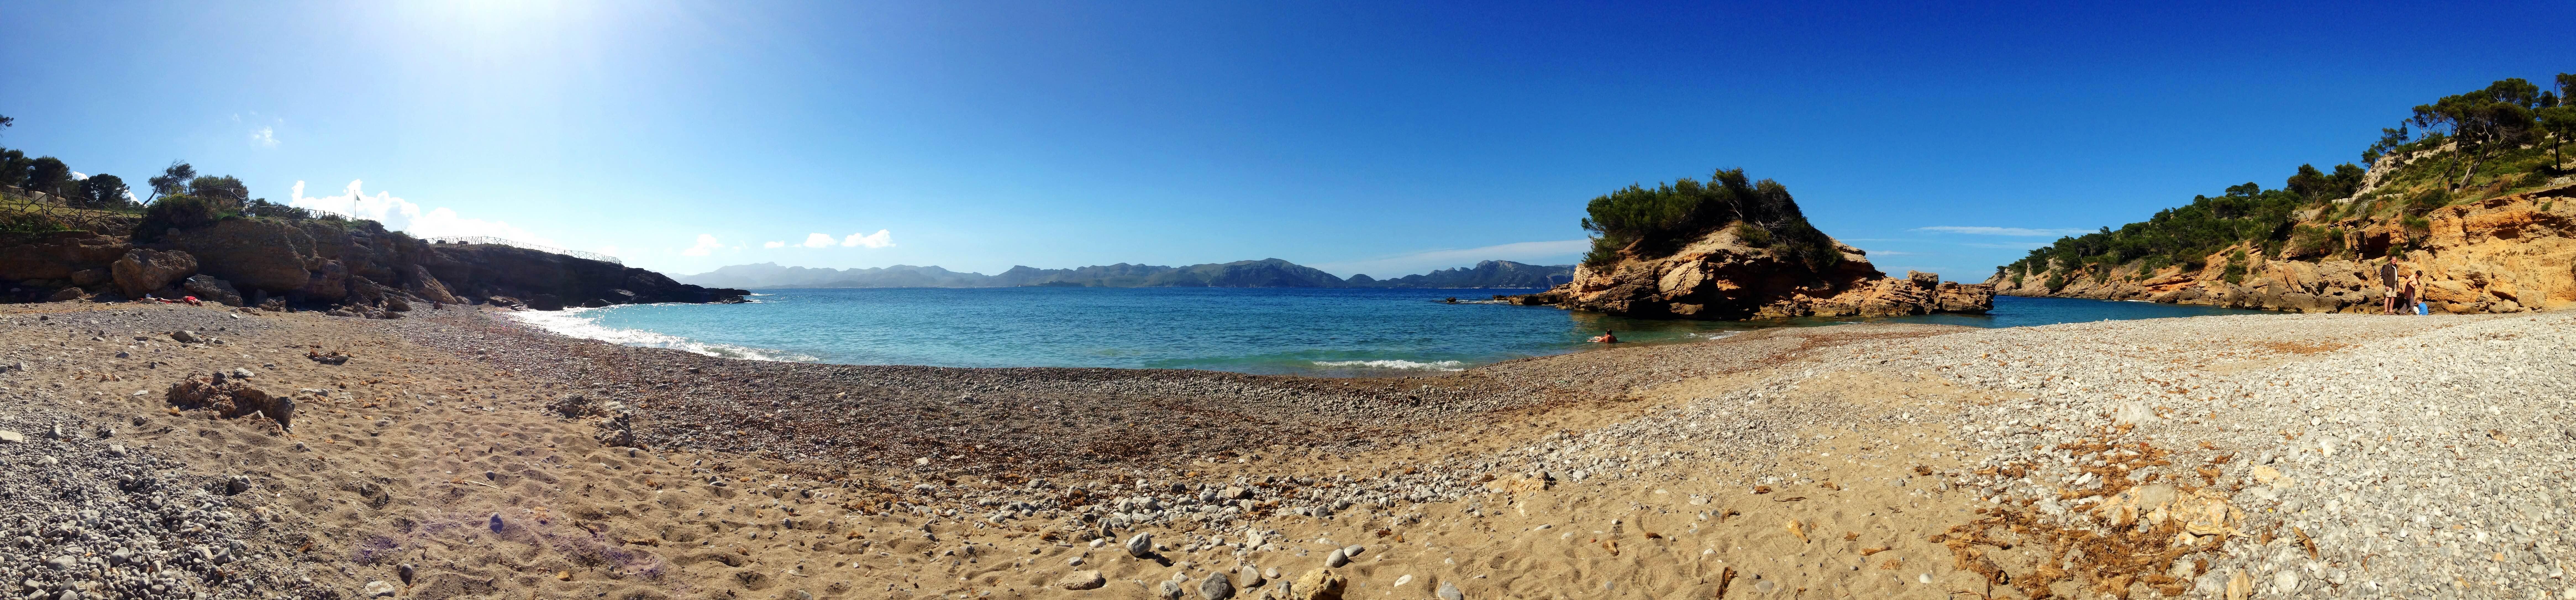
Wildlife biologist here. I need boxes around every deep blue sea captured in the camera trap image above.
[508,288,2274,376]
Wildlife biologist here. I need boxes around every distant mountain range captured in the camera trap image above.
[678,259,1573,290]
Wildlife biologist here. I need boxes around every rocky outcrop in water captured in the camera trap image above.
[1516,226,1992,320]
[1988,183,2575,314]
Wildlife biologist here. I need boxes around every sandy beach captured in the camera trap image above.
[1,302,2566,599]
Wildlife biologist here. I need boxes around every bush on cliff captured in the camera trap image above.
[136,194,224,241]
[2004,73,2574,283]
[1580,168,1840,270]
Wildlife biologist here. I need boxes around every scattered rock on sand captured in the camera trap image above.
[362,580,396,598]
[1291,569,1347,600]
[1437,580,1464,600]
[1198,572,1234,599]
[0,430,20,443]
[1323,548,1348,567]
[1126,533,1154,558]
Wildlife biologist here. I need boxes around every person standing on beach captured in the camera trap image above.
[2390,268,2411,314]
[2378,259,2401,314]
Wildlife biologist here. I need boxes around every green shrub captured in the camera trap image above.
[1580,168,1840,270]
[0,210,71,234]
[2405,188,2452,214]
[136,194,222,240]
[1733,222,1773,247]
[2220,249,2249,285]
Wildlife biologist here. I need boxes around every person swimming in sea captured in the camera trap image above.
[1589,330,1619,344]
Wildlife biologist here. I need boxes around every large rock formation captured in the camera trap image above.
[0,215,745,311]
[1517,226,1993,320]
[1988,184,2575,314]
[111,248,198,298]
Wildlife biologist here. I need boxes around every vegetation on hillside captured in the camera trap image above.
[1,114,361,237]
[1580,168,1842,270]
[2004,74,2576,290]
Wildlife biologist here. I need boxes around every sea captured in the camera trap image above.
[506,287,2275,377]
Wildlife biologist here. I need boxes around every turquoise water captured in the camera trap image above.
[508,288,2275,376]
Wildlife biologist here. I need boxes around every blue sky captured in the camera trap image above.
[4,1,2570,280]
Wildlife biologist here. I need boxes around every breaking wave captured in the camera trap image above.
[505,307,817,362]
[1308,359,1467,371]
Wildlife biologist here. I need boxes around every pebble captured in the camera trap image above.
[1324,548,1349,568]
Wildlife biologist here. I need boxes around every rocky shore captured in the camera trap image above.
[0,300,2564,599]
[1516,225,1994,319]
[1989,180,2575,315]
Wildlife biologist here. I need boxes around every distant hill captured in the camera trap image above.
[679,259,1571,289]
[1348,260,1573,288]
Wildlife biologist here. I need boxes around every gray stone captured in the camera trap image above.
[1324,548,1349,567]
[1342,544,1364,558]
[1438,580,1464,600]
[489,513,506,532]
[0,430,21,443]
[1198,572,1234,599]
[1125,532,1154,558]
[362,580,397,598]
[171,330,201,343]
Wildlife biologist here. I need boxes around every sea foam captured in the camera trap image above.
[1309,359,1467,371]
[505,307,817,362]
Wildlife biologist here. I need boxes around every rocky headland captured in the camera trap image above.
[1514,168,1994,320]
[1520,228,1994,319]
[1990,181,2575,314]
[1,215,747,312]
[1991,75,2575,315]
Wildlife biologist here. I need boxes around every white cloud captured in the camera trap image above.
[1312,239,1589,278]
[1912,226,2093,237]
[289,180,559,244]
[842,229,894,248]
[800,233,836,248]
[763,241,786,248]
[681,234,722,256]
[251,127,278,148]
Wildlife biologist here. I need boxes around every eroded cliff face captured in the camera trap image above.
[1988,185,2576,314]
[1518,225,1994,320]
[0,217,745,311]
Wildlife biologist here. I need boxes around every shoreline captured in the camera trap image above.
[1,301,2562,599]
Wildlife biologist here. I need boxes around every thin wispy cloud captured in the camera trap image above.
[1312,239,1589,278]
[250,127,277,148]
[1913,226,2092,237]
[842,229,893,248]
[289,180,554,244]
[1961,241,2054,249]
[682,234,723,256]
